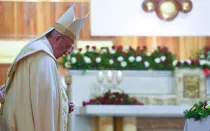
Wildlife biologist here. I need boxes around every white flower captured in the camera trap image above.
[135,56,142,62]
[72,50,79,54]
[200,60,208,66]
[121,61,127,67]
[180,60,184,64]
[109,59,114,65]
[88,48,94,52]
[117,56,124,62]
[154,58,161,63]
[101,49,107,53]
[186,59,191,65]
[96,57,102,63]
[152,44,157,50]
[160,56,166,62]
[84,56,91,64]
[173,60,178,66]
[64,61,71,68]
[123,46,130,51]
[71,57,77,64]
[200,54,205,59]
[110,50,116,54]
[147,52,151,56]
[144,61,150,68]
[128,56,135,62]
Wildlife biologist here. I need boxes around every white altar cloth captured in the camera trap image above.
[184,116,210,131]
[76,105,191,117]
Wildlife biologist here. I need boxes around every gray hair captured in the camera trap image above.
[46,29,62,37]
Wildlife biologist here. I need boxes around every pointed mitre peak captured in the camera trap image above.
[52,3,88,42]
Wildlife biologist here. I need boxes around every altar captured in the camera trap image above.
[72,105,190,131]
[64,70,197,131]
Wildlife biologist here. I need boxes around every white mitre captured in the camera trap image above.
[32,3,88,43]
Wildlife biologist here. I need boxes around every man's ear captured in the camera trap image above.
[55,35,62,42]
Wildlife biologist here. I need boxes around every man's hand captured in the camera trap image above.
[68,102,74,113]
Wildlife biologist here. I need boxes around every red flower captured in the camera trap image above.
[204,68,210,77]
[163,46,168,51]
[89,99,95,104]
[79,48,82,52]
[82,91,144,106]
[137,46,140,50]
[117,99,121,104]
[194,59,199,64]
[117,45,123,51]
[86,45,90,49]
[143,45,147,51]
[112,46,116,50]
[176,62,181,66]
[92,46,96,50]
[161,47,167,54]
[204,53,207,58]
[112,99,117,104]
[184,62,188,65]
[204,47,210,51]
[83,101,87,106]
[113,92,120,97]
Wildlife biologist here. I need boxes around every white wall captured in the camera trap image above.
[90,0,210,36]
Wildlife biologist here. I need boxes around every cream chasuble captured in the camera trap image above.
[2,37,69,131]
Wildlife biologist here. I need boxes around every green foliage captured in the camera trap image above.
[60,45,176,71]
[184,101,210,121]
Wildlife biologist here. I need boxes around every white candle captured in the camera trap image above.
[107,71,113,82]
[97,71,104,82]
[117,71,123,82]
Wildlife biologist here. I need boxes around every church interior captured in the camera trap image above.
[0,0,210,131]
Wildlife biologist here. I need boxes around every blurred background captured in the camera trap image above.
[0,0,210,131]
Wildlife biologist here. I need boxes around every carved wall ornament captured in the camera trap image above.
[183,76,200,98]
[142,0,193,21]
[174,68,207,105]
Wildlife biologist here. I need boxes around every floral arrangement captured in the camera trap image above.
[174,59,210,77]
[173,46,210,76]
[197,46,210,61]
[82,90,144,106]
[184,101,210,121]
[174,59,210,69]
[60,45,175,71]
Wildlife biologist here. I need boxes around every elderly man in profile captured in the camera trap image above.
[0,3,87,131]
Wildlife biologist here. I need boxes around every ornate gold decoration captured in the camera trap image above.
[179,0,193,13]
[142,0,193,21]
[156,0,179,21]
[183,76,200,98]
[142,0,156,12]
